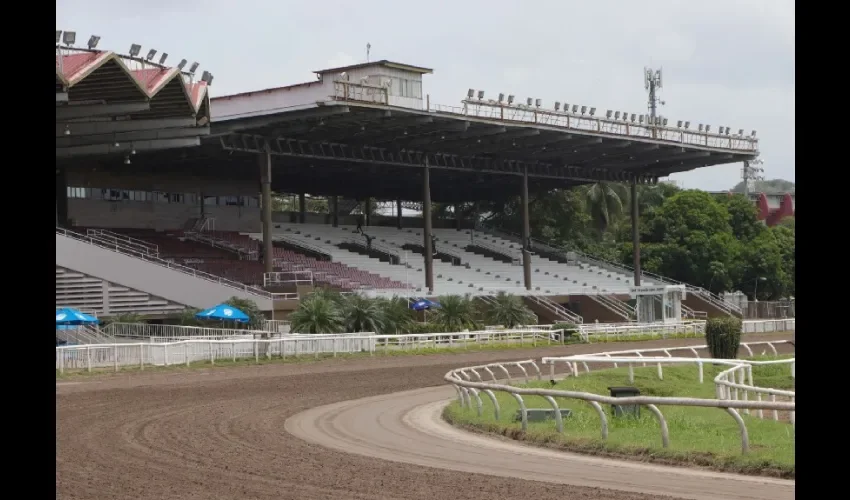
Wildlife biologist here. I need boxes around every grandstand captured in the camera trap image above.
[56,38,757,323]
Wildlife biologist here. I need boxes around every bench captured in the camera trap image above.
[514,408,573,423]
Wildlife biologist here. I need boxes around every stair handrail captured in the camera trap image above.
[275,235,332,259]
[86,229,159,257]
[468,237,522,263]
[184,231,258,260]
[57,227,274,299]
[594,294,637,320]
[527,293,584,324]
[342,236,405,263]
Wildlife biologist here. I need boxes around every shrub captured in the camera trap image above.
[705,317,743,359]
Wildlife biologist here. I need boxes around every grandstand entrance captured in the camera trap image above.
[630,285,686,323]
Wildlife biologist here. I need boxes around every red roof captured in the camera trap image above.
[56,49,209,114]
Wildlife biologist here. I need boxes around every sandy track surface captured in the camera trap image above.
[57,334,793,500]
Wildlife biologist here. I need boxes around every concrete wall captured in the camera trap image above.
[57,233,270,310]
[68,199,261,232]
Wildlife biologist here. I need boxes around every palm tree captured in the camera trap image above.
[378,297,416,334]
[581,182,629,232]
[483,292,537,327]
[431,295,479,332]
[289,295,343,334]
[340,293,385,333]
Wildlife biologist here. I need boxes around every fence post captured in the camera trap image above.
[139,344,144,370]
[254,340,259,364]
[185,342,190,367]
[114,345,118,372]
[333,338,337,358]
[210,341,215,365]
[164,343,169,367]
[58,349,64,375]
[232,342,236,362]
[86,346,92,373]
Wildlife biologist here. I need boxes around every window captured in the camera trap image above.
[393,78,422,99]
[66,187,89,198]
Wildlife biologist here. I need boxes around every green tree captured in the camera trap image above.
[430,295,479,332]
[581,182,628,232]
[482,292,537,327]
[289,295,344,334]
[736,230,788,300]
[340,293,385,333]
[222,297,265,330]
[378,297,416,334]
[720,194,765,242]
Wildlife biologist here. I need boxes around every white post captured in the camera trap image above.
[164,343,169,367]
[113,345,118,372]
[254,340,259,363]
[232,342,236,362]
[86,346,92,373]
[210,341,215,365]
[139,344,144,370]
[185,342,190,367]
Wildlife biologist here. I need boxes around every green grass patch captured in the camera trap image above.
[443,355,795,478]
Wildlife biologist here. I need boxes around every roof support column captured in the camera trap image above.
[631,180,641,286]
[298,193,306,223]
[521,165,532,290]
[259,151,274,274]
[422,159,434,294]
[55,167,68,227]
[364,198,372,226]
[331,196,339,227]
[396,200,403,229]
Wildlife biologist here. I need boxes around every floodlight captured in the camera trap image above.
[705,125,711,132]
[177,59,187,70]
[507,95,515,104]
[579,106,586,115]
[158,53,168,65]
[684,121,690,129]
[614,111,621,119]
[62,31,76,46]
[571,105,578,113]
[638,115,644,124]
[477,90,484,99]
[526,98,533,106]
[738,129,744,136]
[589,107,596,116]
[554,102,561,111]
[535,98,541,107]
[56,30,62,44]
[676,120,683,128]
[725,127,731,135]
[146,49,157,61]
[698,124,704,131]
[201,71,214,85]
[751,130,757,137]
[630,113,636,122]
[129,44,141,57]
[606,110,612,118]
[467,89,475,99]
[498,93,504,102]
[662,118,668,126]
[188,62,199,74]
[87,35,100,49]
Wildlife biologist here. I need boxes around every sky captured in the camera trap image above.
[57,0,794,191]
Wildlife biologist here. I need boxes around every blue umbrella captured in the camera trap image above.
[409,299,441,311]
[56,307,99,326]
[195,304,250,323]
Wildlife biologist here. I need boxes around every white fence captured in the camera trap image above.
[56,329,558,374]
[446,340,794,455]
[577,319,794,341]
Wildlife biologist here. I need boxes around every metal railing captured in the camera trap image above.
[275,235,331,258]
[588,294,635,321]
[447,340,791,457]
[183,231,257,260]
[526,294,584,324]
[56,325,114,345]
[332,81,389,105]
[342,236,404,263]
[681,304,708,319]
[86,228,159,257]
[57,227,278,300]
[263,271,314,287]
[469,238,522,264]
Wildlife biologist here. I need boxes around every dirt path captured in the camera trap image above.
[57,334,793,500]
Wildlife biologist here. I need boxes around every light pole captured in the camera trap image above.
[405,251,410,300]
[753,277,767,302]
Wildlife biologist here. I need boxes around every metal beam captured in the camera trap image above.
[56,126,210,148]
[56,102,150,120]
[56,117,198,136]
[319,116,435,143]
[402,125,504,148]
[219,134,658,184]
[56,137,201,158]
[368,120,470,146]
[56,92,68,103]
[606,151,711,169]
[210,106,351,136]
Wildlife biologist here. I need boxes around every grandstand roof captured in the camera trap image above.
[56,47,211,160]
[313,60,434,75]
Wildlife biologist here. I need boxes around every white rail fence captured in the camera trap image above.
[56,329,559,374]
[446,340,794,455]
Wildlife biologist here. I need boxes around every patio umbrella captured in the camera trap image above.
[56,307,99,326]
[195,303,250,323]
[409,299,441,311]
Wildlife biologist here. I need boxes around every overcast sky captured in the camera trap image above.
[58,0,794,191]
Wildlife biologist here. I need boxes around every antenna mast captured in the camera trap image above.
[644,67,665,118]
[742,158,765,197]
[366,43,371,62]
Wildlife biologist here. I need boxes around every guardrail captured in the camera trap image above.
[56,328,557,373]
[445,340,793,455]
[578,320,706,340]
[86,229,159,257]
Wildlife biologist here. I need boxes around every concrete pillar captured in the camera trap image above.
[423,160,434,293]
[396,199,403,229]
[331,196,339,227]
[521,165,532,290]
[199,191,205,219]
[364,198,372,226]
[631,180,641,286]
[259,152,274,274]
[298,193,306,223]
[55,167,68,227]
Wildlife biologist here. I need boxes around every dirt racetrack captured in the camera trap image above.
[57,334,794,500]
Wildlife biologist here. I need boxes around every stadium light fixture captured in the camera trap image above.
[63,31,76,46]
[725,127,731,135]
[630,113,636,122]
[738,128,744,136]
[571,105,578,113]
[477,90,485,100]
[158,53,168,65]
[614,111,621,120]
[177,59,188,70]
[146,49,157,61]
[124,155,131,165]
[751,130,757,137]
[639,115,645,124]
[554,102,561,111]
[56,30,62,44]
[467,89,474,99]
[526,98,533,106]
[705,125,711,132]
[698,124,704,131]
[580,106,586,115]
[676,120,683,128]
[684,121,690,129]
[606,110,612,118]
[129,44,141,57]
[201,71,214,85]
[589,107,596,116]
[87,35,100,50]
[188,62,200,74]
[498,93,504,102]
[507,95,515,104]
[662,118,668,126]
[535,98,542,107]
[563,103,569,113]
